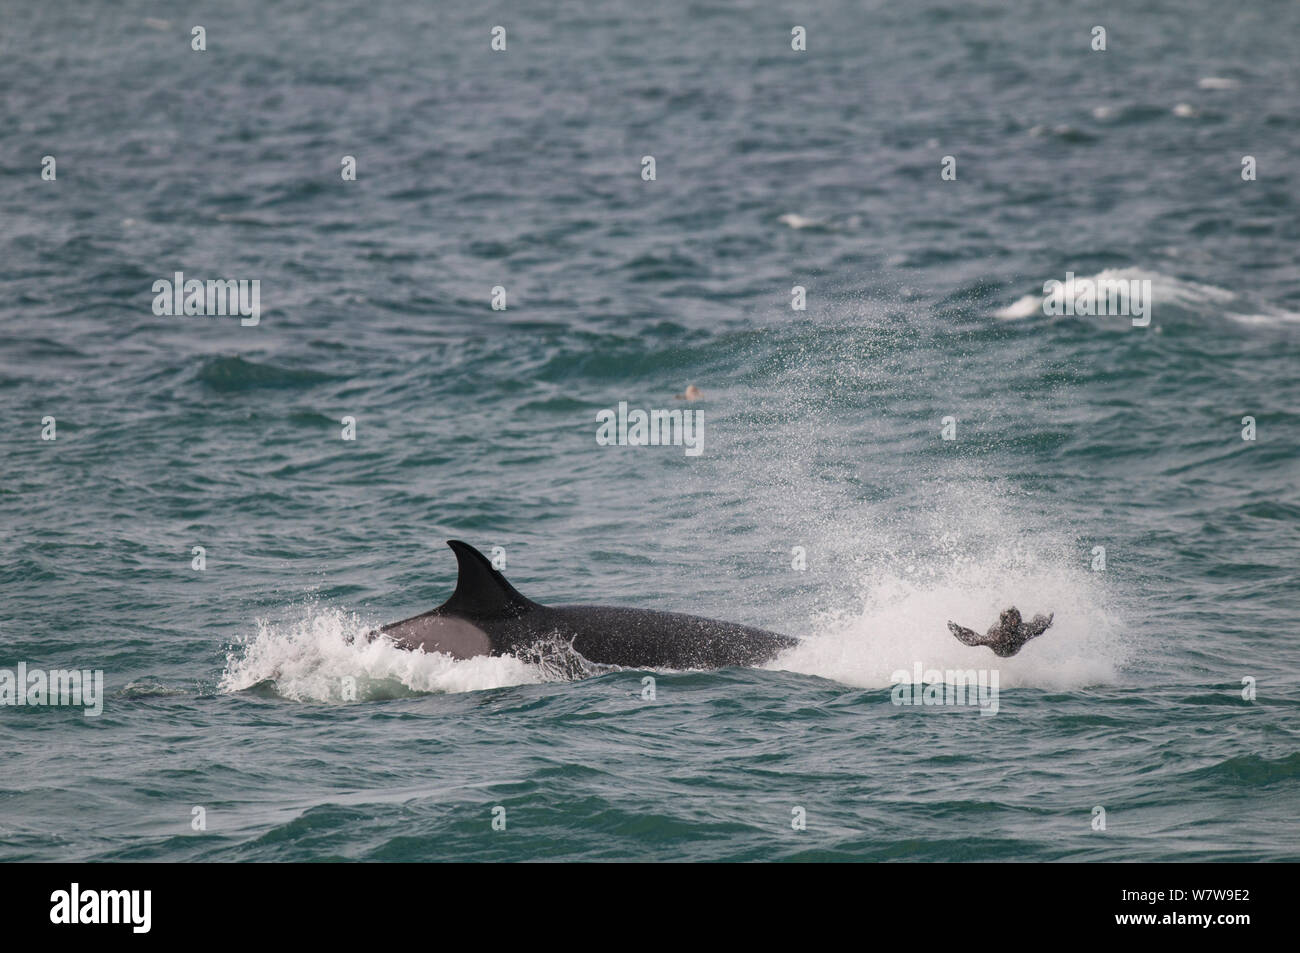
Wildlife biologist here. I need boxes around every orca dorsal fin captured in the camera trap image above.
[439,540,537,619]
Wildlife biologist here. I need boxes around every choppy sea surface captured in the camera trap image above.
[1,0,1298,861]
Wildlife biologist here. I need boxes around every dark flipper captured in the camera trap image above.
[1021,613,1054,641]
[947,621,990,647]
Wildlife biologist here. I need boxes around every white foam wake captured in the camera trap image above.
[218,605,545,701]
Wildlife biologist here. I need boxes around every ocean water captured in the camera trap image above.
[2,0,1298,862]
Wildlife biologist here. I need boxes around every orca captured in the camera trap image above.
[377,540,799,670]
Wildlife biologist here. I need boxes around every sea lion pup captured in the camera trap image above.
[947,608,1053,657]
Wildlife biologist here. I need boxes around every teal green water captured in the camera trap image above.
[1,0,1298,861]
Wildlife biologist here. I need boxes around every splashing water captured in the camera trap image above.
[773,554,1128,691]
[219,605,547,702]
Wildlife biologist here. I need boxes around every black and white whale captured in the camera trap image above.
[376,540,799,669]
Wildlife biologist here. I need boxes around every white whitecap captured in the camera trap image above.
[779,213,819,230]
[219,605,546,701]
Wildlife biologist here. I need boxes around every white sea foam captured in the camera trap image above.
[744,475,1132,692]
[993,267,1294,325]
[769,556,1125,691]
[1223,309,1300,326]
[994,292,1042,320]
[219,605,545,701]
[778,213,820,230]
